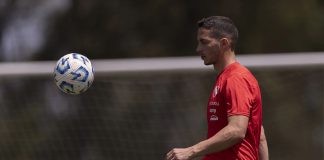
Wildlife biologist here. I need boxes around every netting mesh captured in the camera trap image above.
[0,67,322,160]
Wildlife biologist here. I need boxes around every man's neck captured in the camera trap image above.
[213,50,236,71]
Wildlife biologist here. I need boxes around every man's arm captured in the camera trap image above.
[259,126,269,160]
[166,115,248,160]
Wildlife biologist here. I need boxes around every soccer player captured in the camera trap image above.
[166,16,269,160]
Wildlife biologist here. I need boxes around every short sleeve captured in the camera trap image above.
[224,75,252,117]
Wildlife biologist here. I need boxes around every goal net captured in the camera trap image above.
[0,52,322,160]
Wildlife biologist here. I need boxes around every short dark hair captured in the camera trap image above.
[197,16,238,51]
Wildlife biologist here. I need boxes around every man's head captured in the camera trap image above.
[197,16,238,51]
[196,16,238,66]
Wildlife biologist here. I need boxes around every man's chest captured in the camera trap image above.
[207,82,227,123]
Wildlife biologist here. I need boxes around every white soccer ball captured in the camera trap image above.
[54,53,94,95]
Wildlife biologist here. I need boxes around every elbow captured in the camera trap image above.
[235,131,246,141]
[260,132,267,143]
[260,134,266,143]
[233,126,247,141]
[227,127,246,142]
[260,127,267,143]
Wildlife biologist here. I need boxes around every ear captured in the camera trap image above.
[220,38,231,51]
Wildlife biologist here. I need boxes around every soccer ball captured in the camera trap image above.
[54,53,94,95]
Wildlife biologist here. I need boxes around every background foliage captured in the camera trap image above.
[0,0,323,61]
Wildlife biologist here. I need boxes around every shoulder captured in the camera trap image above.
[226,66,249,80]
[225,67,258,87]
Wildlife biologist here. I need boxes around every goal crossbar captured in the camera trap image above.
[0,52,323,76]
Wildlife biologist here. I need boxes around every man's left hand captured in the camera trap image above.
[166,147,194,160]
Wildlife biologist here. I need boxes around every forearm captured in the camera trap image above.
[165,116,248,160]
[259,126,269,160]
[190,125,244,158]
[259,140,268,160]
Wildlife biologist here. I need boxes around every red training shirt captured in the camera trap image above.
[203,62,262,160]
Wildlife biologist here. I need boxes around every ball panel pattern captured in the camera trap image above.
[54,53,94,95]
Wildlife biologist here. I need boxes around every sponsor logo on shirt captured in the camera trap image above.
[209,101,220,106]
[210,115,218,121]
[209,108,216,113]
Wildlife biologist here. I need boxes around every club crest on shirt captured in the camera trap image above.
[212,86,219,98]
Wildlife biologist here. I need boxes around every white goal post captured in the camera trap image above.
[0,52,323,76]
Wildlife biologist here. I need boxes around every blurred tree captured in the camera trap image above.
[0,0,323,59]
[238,0,324,53]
